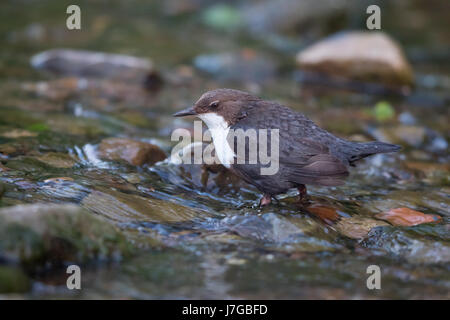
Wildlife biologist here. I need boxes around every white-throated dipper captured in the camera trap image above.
[174,89,401,206]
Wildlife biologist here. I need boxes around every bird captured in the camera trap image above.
[173,88,401,206]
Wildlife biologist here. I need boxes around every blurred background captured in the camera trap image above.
[0,0,449,299]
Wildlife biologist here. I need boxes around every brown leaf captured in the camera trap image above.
[375,207,442,226]
[307,205,340,224]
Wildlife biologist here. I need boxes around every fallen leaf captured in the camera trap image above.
[307,205,340,224]
[375,207,442,226]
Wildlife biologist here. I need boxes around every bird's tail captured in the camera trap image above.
[344,141,401,165]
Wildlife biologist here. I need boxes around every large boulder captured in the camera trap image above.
[296,31,414,88]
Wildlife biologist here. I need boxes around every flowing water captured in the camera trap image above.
[0,0,449,299]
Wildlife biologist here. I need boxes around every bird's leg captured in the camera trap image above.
[259,194,272,207]
[298,184,308,202]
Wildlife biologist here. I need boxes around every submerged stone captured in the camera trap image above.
[363,226,450,264]
[222,212,340,252]
[82,188,210,223]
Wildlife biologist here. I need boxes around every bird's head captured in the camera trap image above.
[173,89,259,128]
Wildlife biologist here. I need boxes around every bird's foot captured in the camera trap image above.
[298,185,308,202]
[259,194,272,207]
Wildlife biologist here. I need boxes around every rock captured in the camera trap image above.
[221,213,340,252]
[367,190,449,218]
[335,216,389,239]
[431,137,448,152]
[31,49,155,83]
[0,182,5,197]
[375,207,442,226]
[363,227,450,264]
[398,112,417,125]
[404,161,450,178]
[35,152,78,168]
[296,31,413,88]
[0,144,19,156]
[242,0,350,34]
[0,140,35,156]
[0,266,31,293]
[373,125,426,147]
[39,179,89,202]
[0,203,132,268]
[82,188,209,223]
[22,77,155,109]
[0,129,38,138]
[98,138,166,166]
[21,77,80,101]
[194,49,277,83]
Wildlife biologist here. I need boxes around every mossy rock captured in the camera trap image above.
[0,203,133,269]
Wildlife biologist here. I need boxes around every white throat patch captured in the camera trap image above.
[198,113,235,167]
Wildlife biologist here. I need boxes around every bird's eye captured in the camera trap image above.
[208,100,219,109]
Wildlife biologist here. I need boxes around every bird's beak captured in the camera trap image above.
[173,106,197,117]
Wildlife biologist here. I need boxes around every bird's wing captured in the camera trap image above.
[232,100,349,186]
[279,139,349,186]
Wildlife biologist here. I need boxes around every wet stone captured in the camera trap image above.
[98,138,167,166]
[0,140,36,157]
[335,216,389,240]
[81,188,212,223]
[221,212,341,252]
[38,178,90,202]
[362,226,450,264]
[34,152,78,168]
[0,203,133,268]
